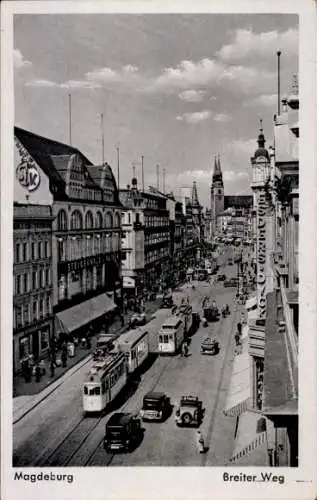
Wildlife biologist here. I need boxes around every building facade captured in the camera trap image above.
[210,155,224,236]
[14,127,122,352]
[13,204,54,373]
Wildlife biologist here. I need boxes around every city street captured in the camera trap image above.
[13,256,243,467]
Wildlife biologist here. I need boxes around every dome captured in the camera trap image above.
[254,147,270,160]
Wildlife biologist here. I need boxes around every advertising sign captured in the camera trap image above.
[256,192,267,319]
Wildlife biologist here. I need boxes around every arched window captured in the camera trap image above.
[57,210,68,231]
[96,211,103,229]
[85,210,94,229]
[115,213,121,228]
[105,212,113,229]
[70,210,83,230]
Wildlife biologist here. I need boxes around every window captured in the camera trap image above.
[32,271,37,289]
[44,241,49,258]
[45,268,50,286]
[15,306,23,328]
[96,211,103,229]
[105,212,113,229]
[16,275,21,295]
[15,243,21,263]
[22,243,27,261]
[115,213,120,228]
[57,209,68,231]
[39,269,43,288]
[39,298,45,317]
[23,303,30,324]
[38,242,42,259]
[45,296,50,315]
[32,299,37,320]
[85,210,94,230]
[84,386,88,395]
[23,273,28,293]
[70,210,83,230]
[31,242,36,260]
[40,329,49,351]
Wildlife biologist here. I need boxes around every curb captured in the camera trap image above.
[13,354,92,424]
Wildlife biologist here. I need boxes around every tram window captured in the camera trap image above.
[159,335,163,343]
[84,386,88,395]
[105,378,109,390]
[163,335,169,343]
[101,381,106,394]
[95,386,101,395]
[169,334,174,340]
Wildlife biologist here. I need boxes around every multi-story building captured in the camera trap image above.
[14,127,122,345]
[224,78,299,467]
[119,181,171,300]
[210,155,224,236]
[13,204,54,373]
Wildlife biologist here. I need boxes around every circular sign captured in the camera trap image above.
[16,163,41,192]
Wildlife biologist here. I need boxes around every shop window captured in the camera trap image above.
[40,329,49,351]
[19,337,30,359]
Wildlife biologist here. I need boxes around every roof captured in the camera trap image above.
[144,392,166,400]
[161,315,183,327]
[107,412,132,426]
[262,292,298,415]
[15,126,92,185]
[117,328,148,349]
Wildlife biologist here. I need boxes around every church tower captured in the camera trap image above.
[210,154,224,235]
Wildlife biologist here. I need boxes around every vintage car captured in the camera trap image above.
[200,337,220,355]
[175,395,204,427]
[139,392,171,422]
[104,413,142,453]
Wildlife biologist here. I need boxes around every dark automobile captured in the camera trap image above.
[217,274,226,281]
[104,413,142,452]
[139,392,171,421]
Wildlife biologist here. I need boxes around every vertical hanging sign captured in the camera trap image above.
[257,191,267,318]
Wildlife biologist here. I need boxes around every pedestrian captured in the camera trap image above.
[237,322,242,335]
[196,430,205,453]
[50,361,55,378]
[21,360,29,383]
[234,332,241,347]
[35,363,41,383]
[61,342,68,367]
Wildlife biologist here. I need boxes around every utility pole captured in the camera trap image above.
[68,93,72,146]
[101,113,105,165]
[141,155,144,192]
[116,147,120,190]
[277,51,281,115]
[156,164,160,190]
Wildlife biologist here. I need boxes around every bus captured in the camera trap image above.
[158,316,184,354]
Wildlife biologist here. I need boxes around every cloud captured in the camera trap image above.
[176,110,211,124]
[60,80,101,90]
[155,58,223,90]
[214,113,231,123]
[25,79,57,88]
[217,28,298,62]
[223,170,249,181]
[14,49,32,69]
[245,93,278,107]
[179,89,205,102]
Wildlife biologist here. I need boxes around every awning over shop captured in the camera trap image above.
[246,296,257,311]
[223,352,251,417]
[56,293,117,334]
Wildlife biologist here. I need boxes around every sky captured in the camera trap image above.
[14,14,298,207]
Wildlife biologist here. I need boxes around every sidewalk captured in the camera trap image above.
[13,298,161,400]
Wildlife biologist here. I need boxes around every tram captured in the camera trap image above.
[115,328,149,374]
[158,316,184,354]
[83,351,127,414]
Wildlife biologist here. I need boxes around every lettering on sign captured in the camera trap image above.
[16,163,41,192]
[256,192,267,318]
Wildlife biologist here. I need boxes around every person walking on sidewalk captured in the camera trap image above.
[196,430,206,453]
[50,361,55,378]
[61,342,68,368]
[35,363,41,383]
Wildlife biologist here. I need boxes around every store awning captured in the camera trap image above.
[56,293,117,334]
[246,296,257,311]
[223,352,251,417]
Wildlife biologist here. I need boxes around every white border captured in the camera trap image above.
[1,1,317,499]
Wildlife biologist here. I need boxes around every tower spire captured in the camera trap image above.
[191,181,199,207]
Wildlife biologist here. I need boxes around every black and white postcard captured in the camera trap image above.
[1,1,316,499]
